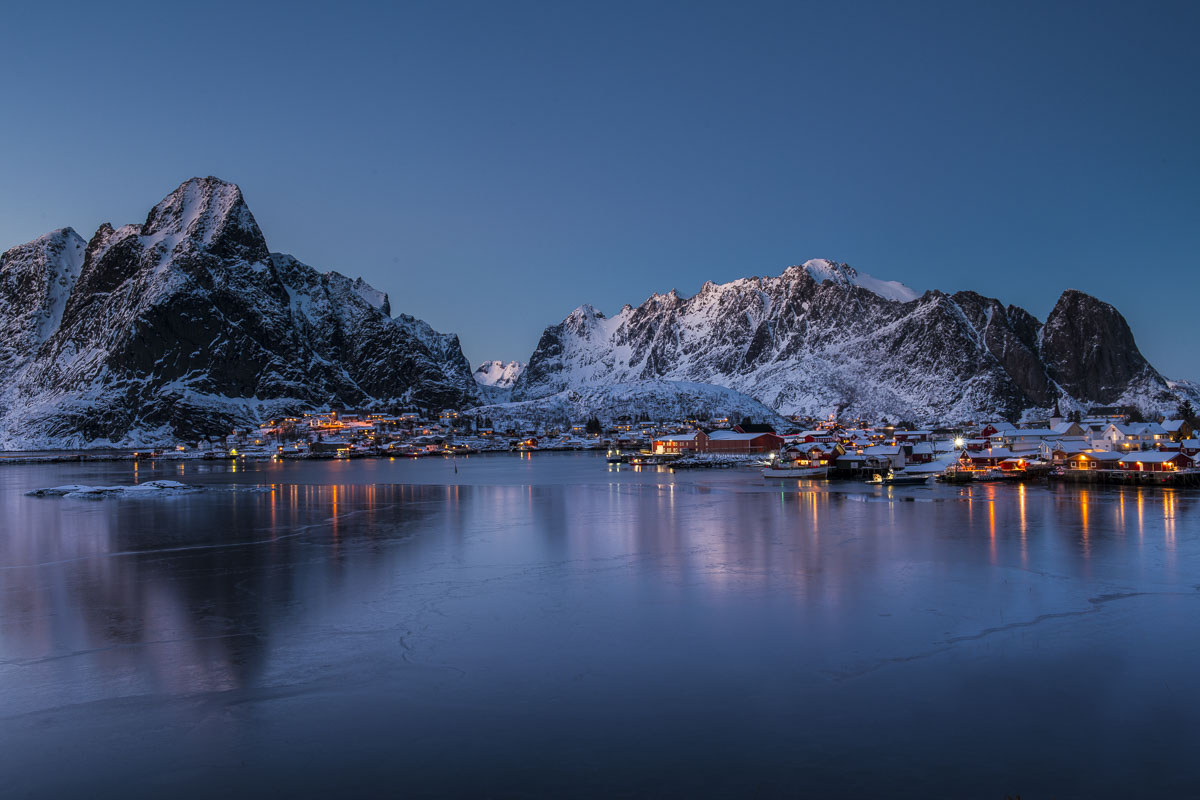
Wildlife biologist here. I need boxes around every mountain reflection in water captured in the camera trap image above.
[0,453,1197,799]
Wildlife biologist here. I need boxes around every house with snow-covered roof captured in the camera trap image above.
[1064,450,1123,471]
[1051,421,1087,437]
[1087,407,1129,421]
[706,429,785,453]
[979,421,1019,438]
[957,447,1020,469]
[1005,428,1059,452]
[1039,432,1088,454]
[906,441,935,464]
[862,444,906,469]
[1046,440,1092,463]
[1096,423,1152,452]
[1118,451,1195,472]
[1162,419,1193,441]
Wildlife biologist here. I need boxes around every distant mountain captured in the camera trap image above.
[474,360,525,388]
[0,177,478,448]
[512,260,1178,423]
[471,359,526,404]
[468,380,790,431]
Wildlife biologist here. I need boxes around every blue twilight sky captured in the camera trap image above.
[1,0,1196,378]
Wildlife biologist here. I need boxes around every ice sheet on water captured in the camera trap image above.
[26,480,201,499]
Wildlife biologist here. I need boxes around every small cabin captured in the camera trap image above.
[1065,451,1123,471]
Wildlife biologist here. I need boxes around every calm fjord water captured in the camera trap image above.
[1,453,1197,798]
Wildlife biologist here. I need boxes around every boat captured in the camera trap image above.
[236,446,277,461]
[762,448,830,479]
[762,464,829,479]
[938,465,975,483]
[866,470,931,486]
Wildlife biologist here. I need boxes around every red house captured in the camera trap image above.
[1118,452,1194,472]
[652,429,783,455]
[705,430,784,453]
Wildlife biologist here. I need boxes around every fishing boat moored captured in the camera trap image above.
[762,463,829,479]
[762,446,832,480]
[866,470,931,486]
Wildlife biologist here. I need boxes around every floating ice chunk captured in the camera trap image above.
[26,480,200,499]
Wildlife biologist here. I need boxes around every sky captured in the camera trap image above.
[1,0,1197,378]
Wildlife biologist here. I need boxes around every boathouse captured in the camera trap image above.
[1117,452,1194,472]
[705,430,785,454]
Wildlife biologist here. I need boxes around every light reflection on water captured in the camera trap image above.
[0,453,1197,798]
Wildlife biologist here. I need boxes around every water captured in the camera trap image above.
[1,453,1197,798]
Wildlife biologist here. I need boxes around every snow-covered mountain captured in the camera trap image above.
[0,177,478,448]
[512,260,1178,422]
[472,359,526,404]
[467,380,790,431]
[474,360,525,388]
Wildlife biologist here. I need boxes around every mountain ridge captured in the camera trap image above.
[0,179,1191,446]
[512,261,1178,422]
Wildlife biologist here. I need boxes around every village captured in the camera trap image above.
[630,404,1198,486]
[7,401,1196,486]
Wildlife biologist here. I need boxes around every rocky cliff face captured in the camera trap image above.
[0,177,478,447]
[470,380,790,431]
[0,229,86,388]
[1039,289,1164,405]
[512,260,1176,422]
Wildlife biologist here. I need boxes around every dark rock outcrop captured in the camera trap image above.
[1040,289,1168,405]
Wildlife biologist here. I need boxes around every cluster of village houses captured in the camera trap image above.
[950,415,1197,475]
[186,404,1200,478]
[649,406,1199,477]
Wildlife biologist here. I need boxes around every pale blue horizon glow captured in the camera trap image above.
[1,0,1197,379]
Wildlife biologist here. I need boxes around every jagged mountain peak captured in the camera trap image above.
[138,176,268,265]
[783,259,921,303]
[1051,287,1113,312]
[568,303,605,320]
[562,303,616,337]
[5,227,86,252]
[0,228,87,279]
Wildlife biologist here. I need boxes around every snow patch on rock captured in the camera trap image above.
[474,360,525,388]
[467,380,790,430]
